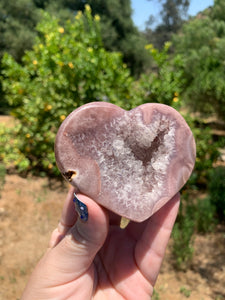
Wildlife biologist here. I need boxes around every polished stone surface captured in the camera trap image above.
[55,102,196,222]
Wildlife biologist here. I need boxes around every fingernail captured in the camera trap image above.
[73,193,88,222]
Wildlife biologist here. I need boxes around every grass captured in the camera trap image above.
[180,286,191,298]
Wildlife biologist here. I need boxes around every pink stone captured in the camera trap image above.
[55,102,196,222]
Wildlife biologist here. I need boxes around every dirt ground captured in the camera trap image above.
[0,173,225,300]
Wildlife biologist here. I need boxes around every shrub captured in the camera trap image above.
[183,115,220,189]
[135,42,185,108]
[172,194,195,270]
[195,197,217,233]
[172,215,195,270]
[172,190,218,269]
[0,123,29,173]
[1,6,135,175]
[173,1,225,120]
[209,166,225,222]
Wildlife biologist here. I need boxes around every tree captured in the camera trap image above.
[0,0,150,76]
[1,7,136,173]
[136,42,185,107]
[145,0,190,49]
[32,0,74,24]
[173,0,225,120]
[0,0,40,61]
[0,0,42,114]
[58,0,151,75]
[160,0,189,30]
[0,0,81,63]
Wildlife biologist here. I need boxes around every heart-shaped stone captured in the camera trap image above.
[55,102,196,222]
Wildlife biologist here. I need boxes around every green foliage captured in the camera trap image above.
[0,0,40,114]
[0,123,29,172]
[187,122,220,188]
[0,0,73,114]
[212,0,225,21]
[0,0,79,62]
[172,193,195,270]
[194,197,217,233]
[173,0,225,119]
[0,0,151,76]
[172,190,218,269]
[1,7,135,174]
[171,114,220,267]
[172,211,195,270]
[59,0,151,75]
[136,42,185,107]
[0,0,40,62]
[0,163,6,181]
[172,189,216,270]
[209,166,225,222]
[159,0,189,30]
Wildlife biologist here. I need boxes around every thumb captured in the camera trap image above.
[43,192,108,283]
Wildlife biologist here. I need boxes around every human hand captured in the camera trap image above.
[21,187,180,300]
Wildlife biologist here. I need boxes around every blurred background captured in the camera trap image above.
[0,0,224,299]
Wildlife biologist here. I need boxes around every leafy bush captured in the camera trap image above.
[173,0,225,120]
[0,123,29,173]
[1,6,135,175]
[195,197,217,233]
[172,193,195,270]
[209,166,225,221]
[172,190,218,269]
[182,115,220,189]
[135,42,185,108]
[172,163,222,269]
[172,213,195,270]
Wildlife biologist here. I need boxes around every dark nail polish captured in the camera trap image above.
[73,193,88,222]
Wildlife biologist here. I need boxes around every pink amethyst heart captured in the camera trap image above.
[55,102,196,222]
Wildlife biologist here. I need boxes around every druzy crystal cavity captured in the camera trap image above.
[55,102,196,222]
